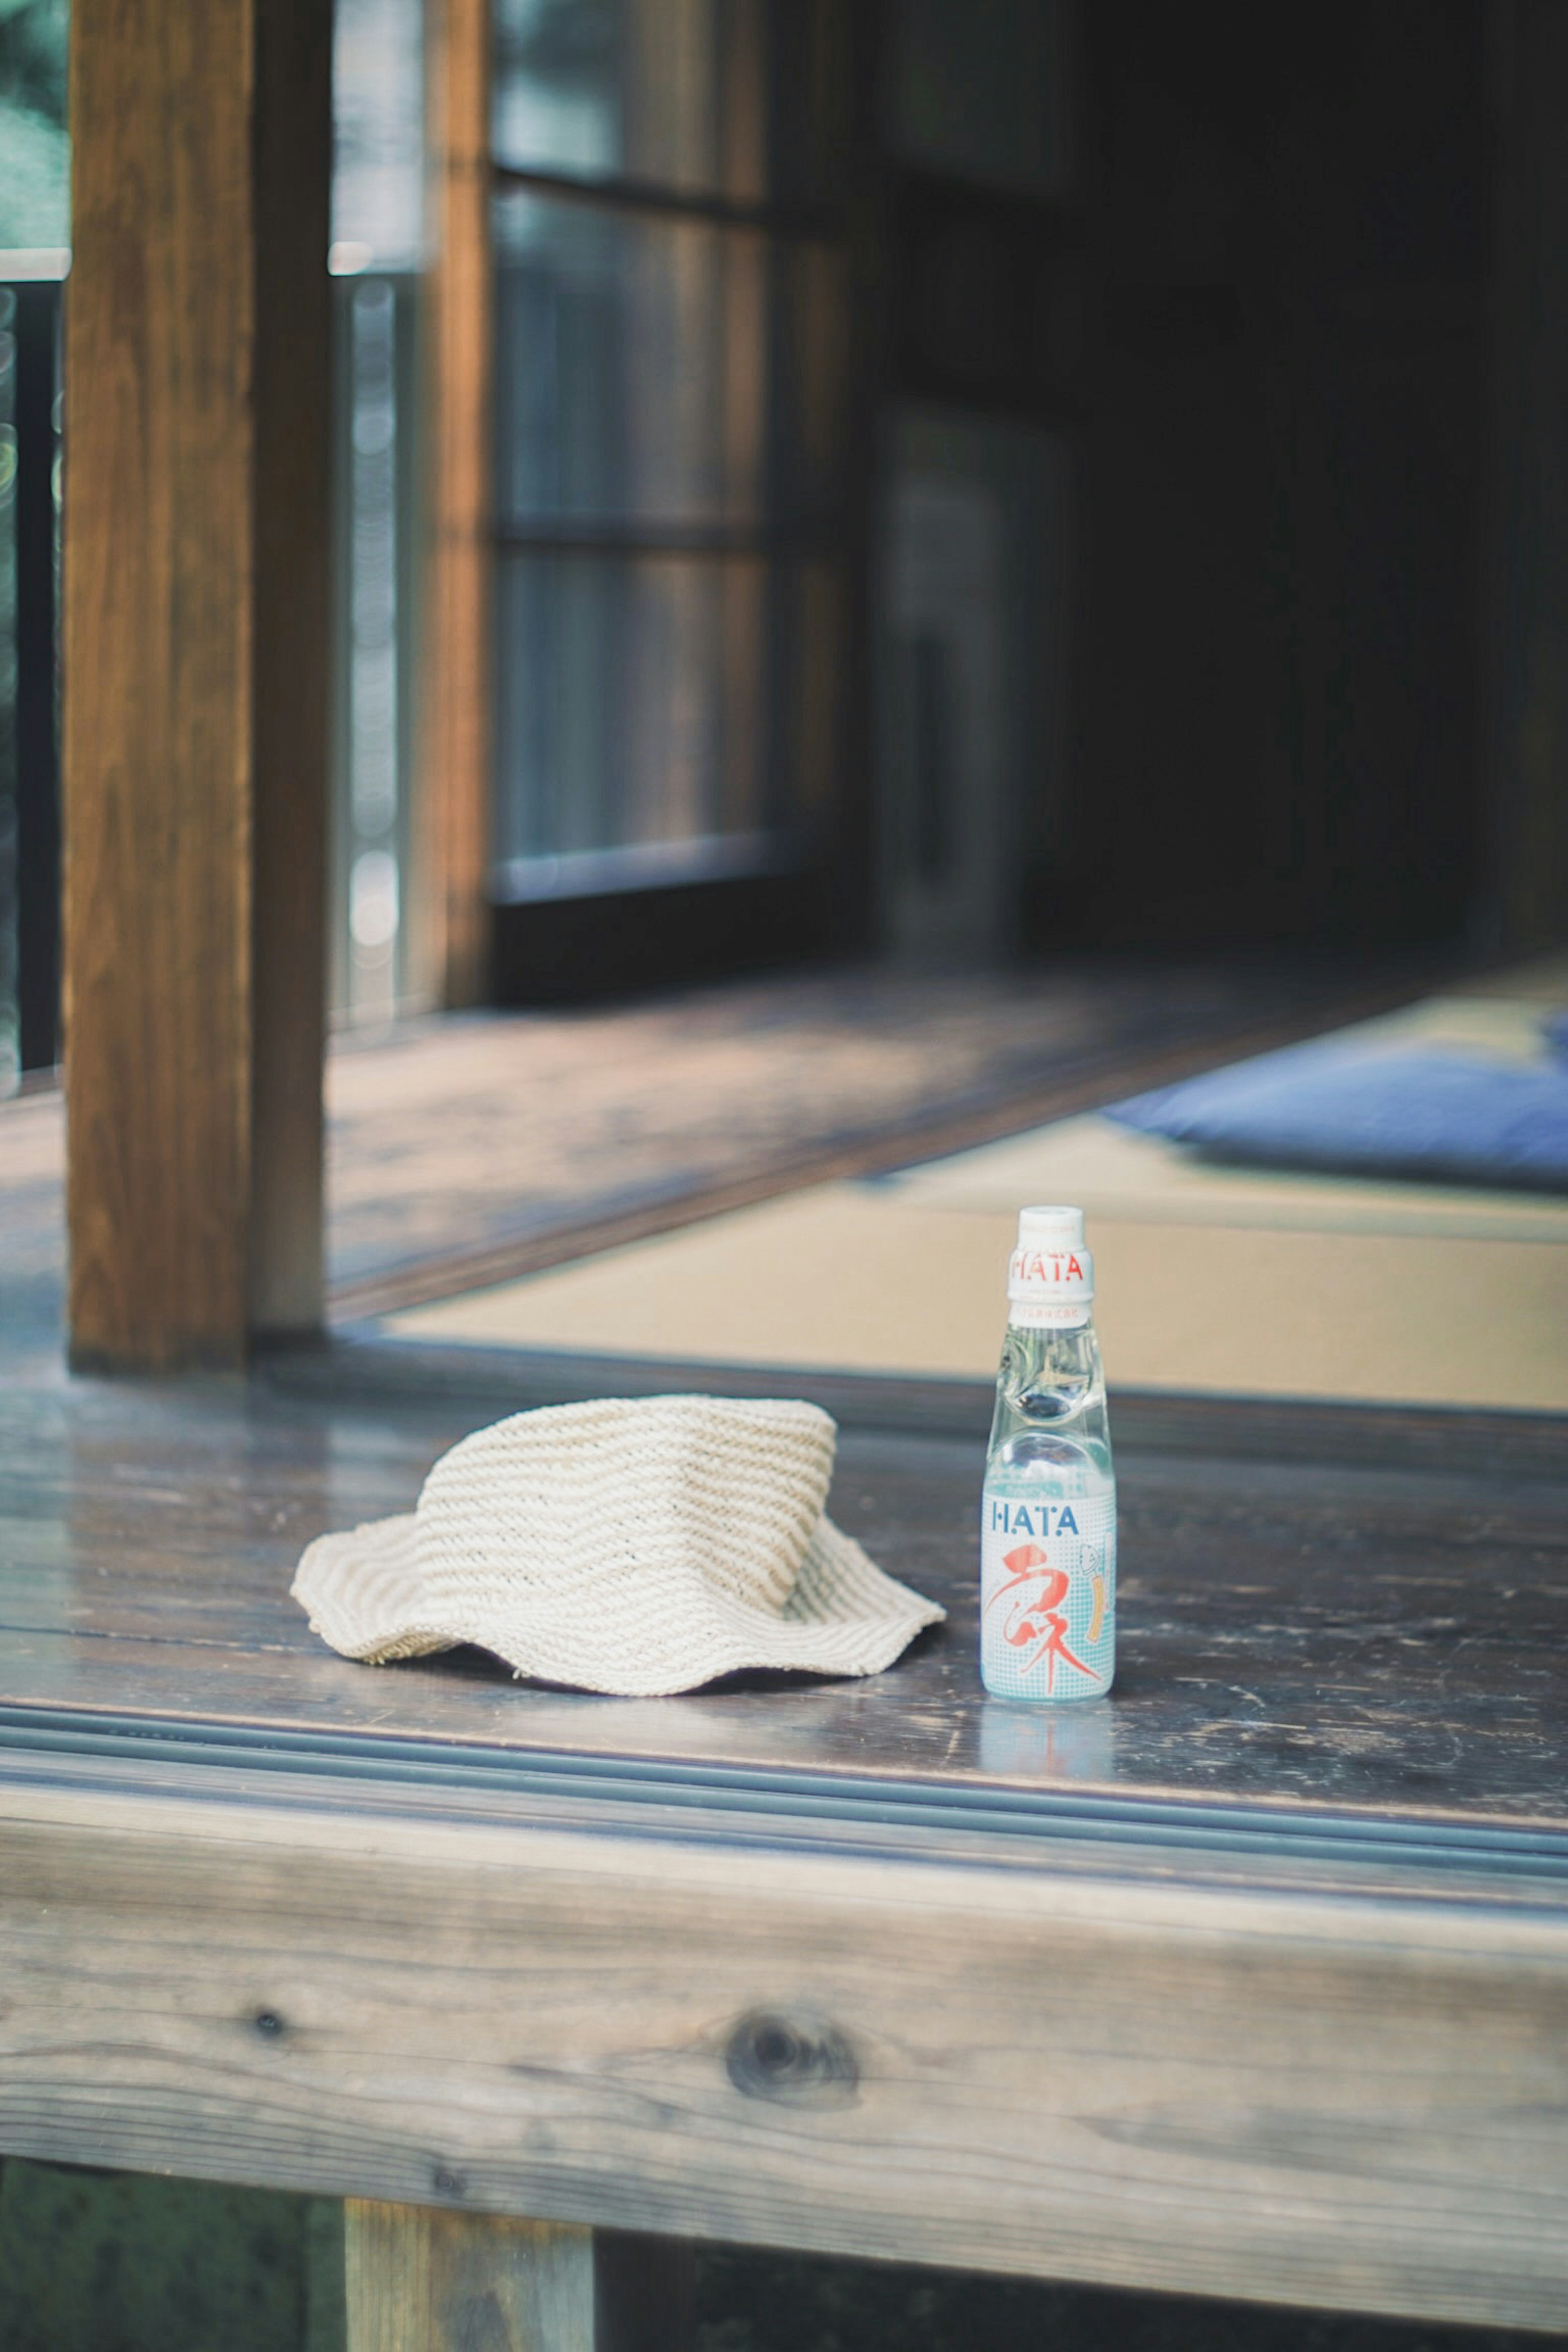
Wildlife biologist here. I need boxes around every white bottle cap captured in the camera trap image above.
[1007,1204,1093,1328]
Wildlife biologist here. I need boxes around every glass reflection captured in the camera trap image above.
[978,1695,1118,1784]
[496,552,764,867]
[493,0,768,202]
[496,193,766,527]
[488,1,851,886]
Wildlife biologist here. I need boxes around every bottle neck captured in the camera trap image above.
[1006,1308,1093,1336]
[991,1314,1110,1452]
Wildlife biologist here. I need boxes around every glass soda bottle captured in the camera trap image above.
[980,1205,1116,1702]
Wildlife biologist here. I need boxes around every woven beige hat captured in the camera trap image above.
[291,1394,944,1697]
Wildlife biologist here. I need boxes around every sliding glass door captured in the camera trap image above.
[488,0,863,995]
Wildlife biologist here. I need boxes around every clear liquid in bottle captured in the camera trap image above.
[980,1207,1116,1702]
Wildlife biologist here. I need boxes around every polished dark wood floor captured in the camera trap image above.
[3,1341,1567,2324]
[2,1346,1564,1875]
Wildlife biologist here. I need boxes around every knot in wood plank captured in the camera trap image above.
[724,2011,860,2107]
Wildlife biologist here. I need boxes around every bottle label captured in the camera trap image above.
[980,1485,1116,1701]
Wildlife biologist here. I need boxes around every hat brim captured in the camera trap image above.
[291,1510,945,1697]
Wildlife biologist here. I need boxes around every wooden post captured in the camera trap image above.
[62,0,332,1370]
[419,0,494,1009]
[345,2206,694,2352]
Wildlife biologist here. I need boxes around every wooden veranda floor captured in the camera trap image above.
[0,953,1430,1365]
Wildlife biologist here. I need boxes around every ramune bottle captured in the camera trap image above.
[980,1205,1116,1701]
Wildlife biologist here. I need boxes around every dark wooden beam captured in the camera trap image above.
[62,0,332,1369]
[13,282,62,1076]
[418,0,494,1009]
[1485,0,1568,953]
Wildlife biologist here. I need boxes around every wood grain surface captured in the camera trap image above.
[347,2210,596,2352]
[346,2208,693,2352]
[0,1367,1564,1830]
[2,1366,1568,2326]
[418,0,493,1008]
[249,0,332,1337]
[2,1771,1567,2331]
[62,0,330,1369]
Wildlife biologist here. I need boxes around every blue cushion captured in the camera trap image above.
[1543,1007,1568,1059]
[1106,1040,1568,1192]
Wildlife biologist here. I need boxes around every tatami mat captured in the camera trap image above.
[884,1110,1568,1241]
[892,984,1568,1237]
[388,1182,1568,1409]
[388,973,1568,1412]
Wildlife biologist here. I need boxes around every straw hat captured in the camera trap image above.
[291,1394,944,1696]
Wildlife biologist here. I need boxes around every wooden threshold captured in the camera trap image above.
[270,1333,1568,1476]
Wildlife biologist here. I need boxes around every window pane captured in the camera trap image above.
[495,551,845,883]
[496,192,767,528]
[496,192,852,530]
[496,552,766,871]
[0,0,69,252]
[332,0,425,269]
[493,0,767,201]
[493,0,850,205]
